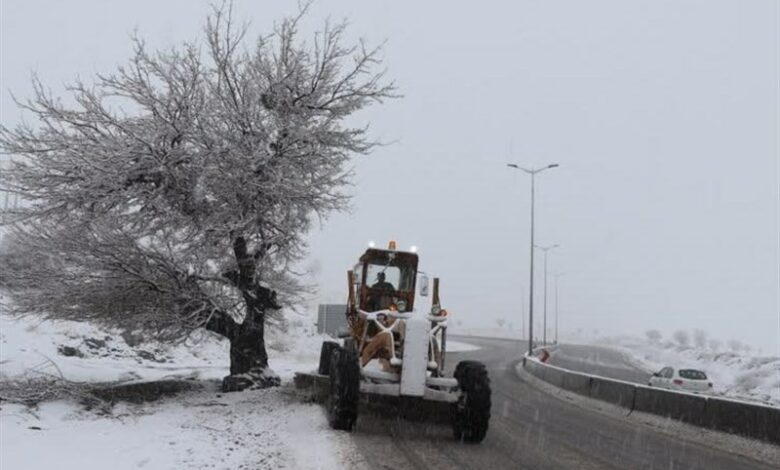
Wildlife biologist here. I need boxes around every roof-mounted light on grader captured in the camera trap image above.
[388,240,397,250]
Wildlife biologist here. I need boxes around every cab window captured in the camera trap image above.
[366,263,415,291]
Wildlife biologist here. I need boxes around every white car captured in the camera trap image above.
[648,367,713,393]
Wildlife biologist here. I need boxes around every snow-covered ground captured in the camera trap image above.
[0,302,329,384]
[0,299,480,470]
[590,335,780,406]
[0,305,367,470]
[1,385,365,470]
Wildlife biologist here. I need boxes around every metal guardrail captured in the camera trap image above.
[522,354,780,445]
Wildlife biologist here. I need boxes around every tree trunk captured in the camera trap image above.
[218,236,282,393]
[229,321,267,376]
[221,287,281,392]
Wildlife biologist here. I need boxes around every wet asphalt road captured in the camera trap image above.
[546,343,653,385]
[349,336,773,470]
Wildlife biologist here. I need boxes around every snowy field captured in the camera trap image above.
[0,309,327,384]
[0,307,365,469]
[0,302,479,470]
[590,335,780,406]
[1,385,365,470]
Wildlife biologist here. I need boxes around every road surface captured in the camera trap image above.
[546,342,652,384]
[348,336,774,469]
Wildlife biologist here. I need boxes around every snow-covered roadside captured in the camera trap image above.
[1,383,366,470]
[0,308,326,384]
[0,306,365,470]
[590,335,780,406]
[0,313,226,383]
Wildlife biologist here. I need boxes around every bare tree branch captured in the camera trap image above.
[0,4,394,351]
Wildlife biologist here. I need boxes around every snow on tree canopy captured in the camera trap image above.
[0,4,395,391]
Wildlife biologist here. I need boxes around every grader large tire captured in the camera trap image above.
[328,347,360,431]
[453,360,491,443]
[318,341,340,375]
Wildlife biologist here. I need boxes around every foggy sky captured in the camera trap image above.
[2,0,778,352]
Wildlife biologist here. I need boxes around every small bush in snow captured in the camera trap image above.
[645,329,662,343]
[693,329,707,349]
[673,330,690,347]
[728,340,749,353]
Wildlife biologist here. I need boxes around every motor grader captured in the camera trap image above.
[317,241,491,443]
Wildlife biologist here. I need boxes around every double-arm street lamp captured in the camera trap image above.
[507,163,559,356]
[535,243,559,346]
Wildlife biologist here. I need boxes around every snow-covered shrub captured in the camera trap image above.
[645,329,662,343]
[673,330,690,347]
[693,329,707,349]
[728,340,749,353]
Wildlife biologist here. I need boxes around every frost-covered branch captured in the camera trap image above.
[0,4,394,349]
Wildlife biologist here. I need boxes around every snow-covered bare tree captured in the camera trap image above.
[0,5,395,392]
[645,329,662,343]
[673,330,690,347]
[693,328,707,349]
[727,340,745,353]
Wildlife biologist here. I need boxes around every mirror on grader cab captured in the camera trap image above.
[309,240,492,443]
[419,274,429,297]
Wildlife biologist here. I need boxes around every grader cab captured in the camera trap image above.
[317,241,491,443]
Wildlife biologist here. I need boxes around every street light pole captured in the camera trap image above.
[520,285,525,341]
[535,244,559,346]
[507,163,559,356]
[529,172,536,348]
[554,273,557,344]
[553,272,564,344]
